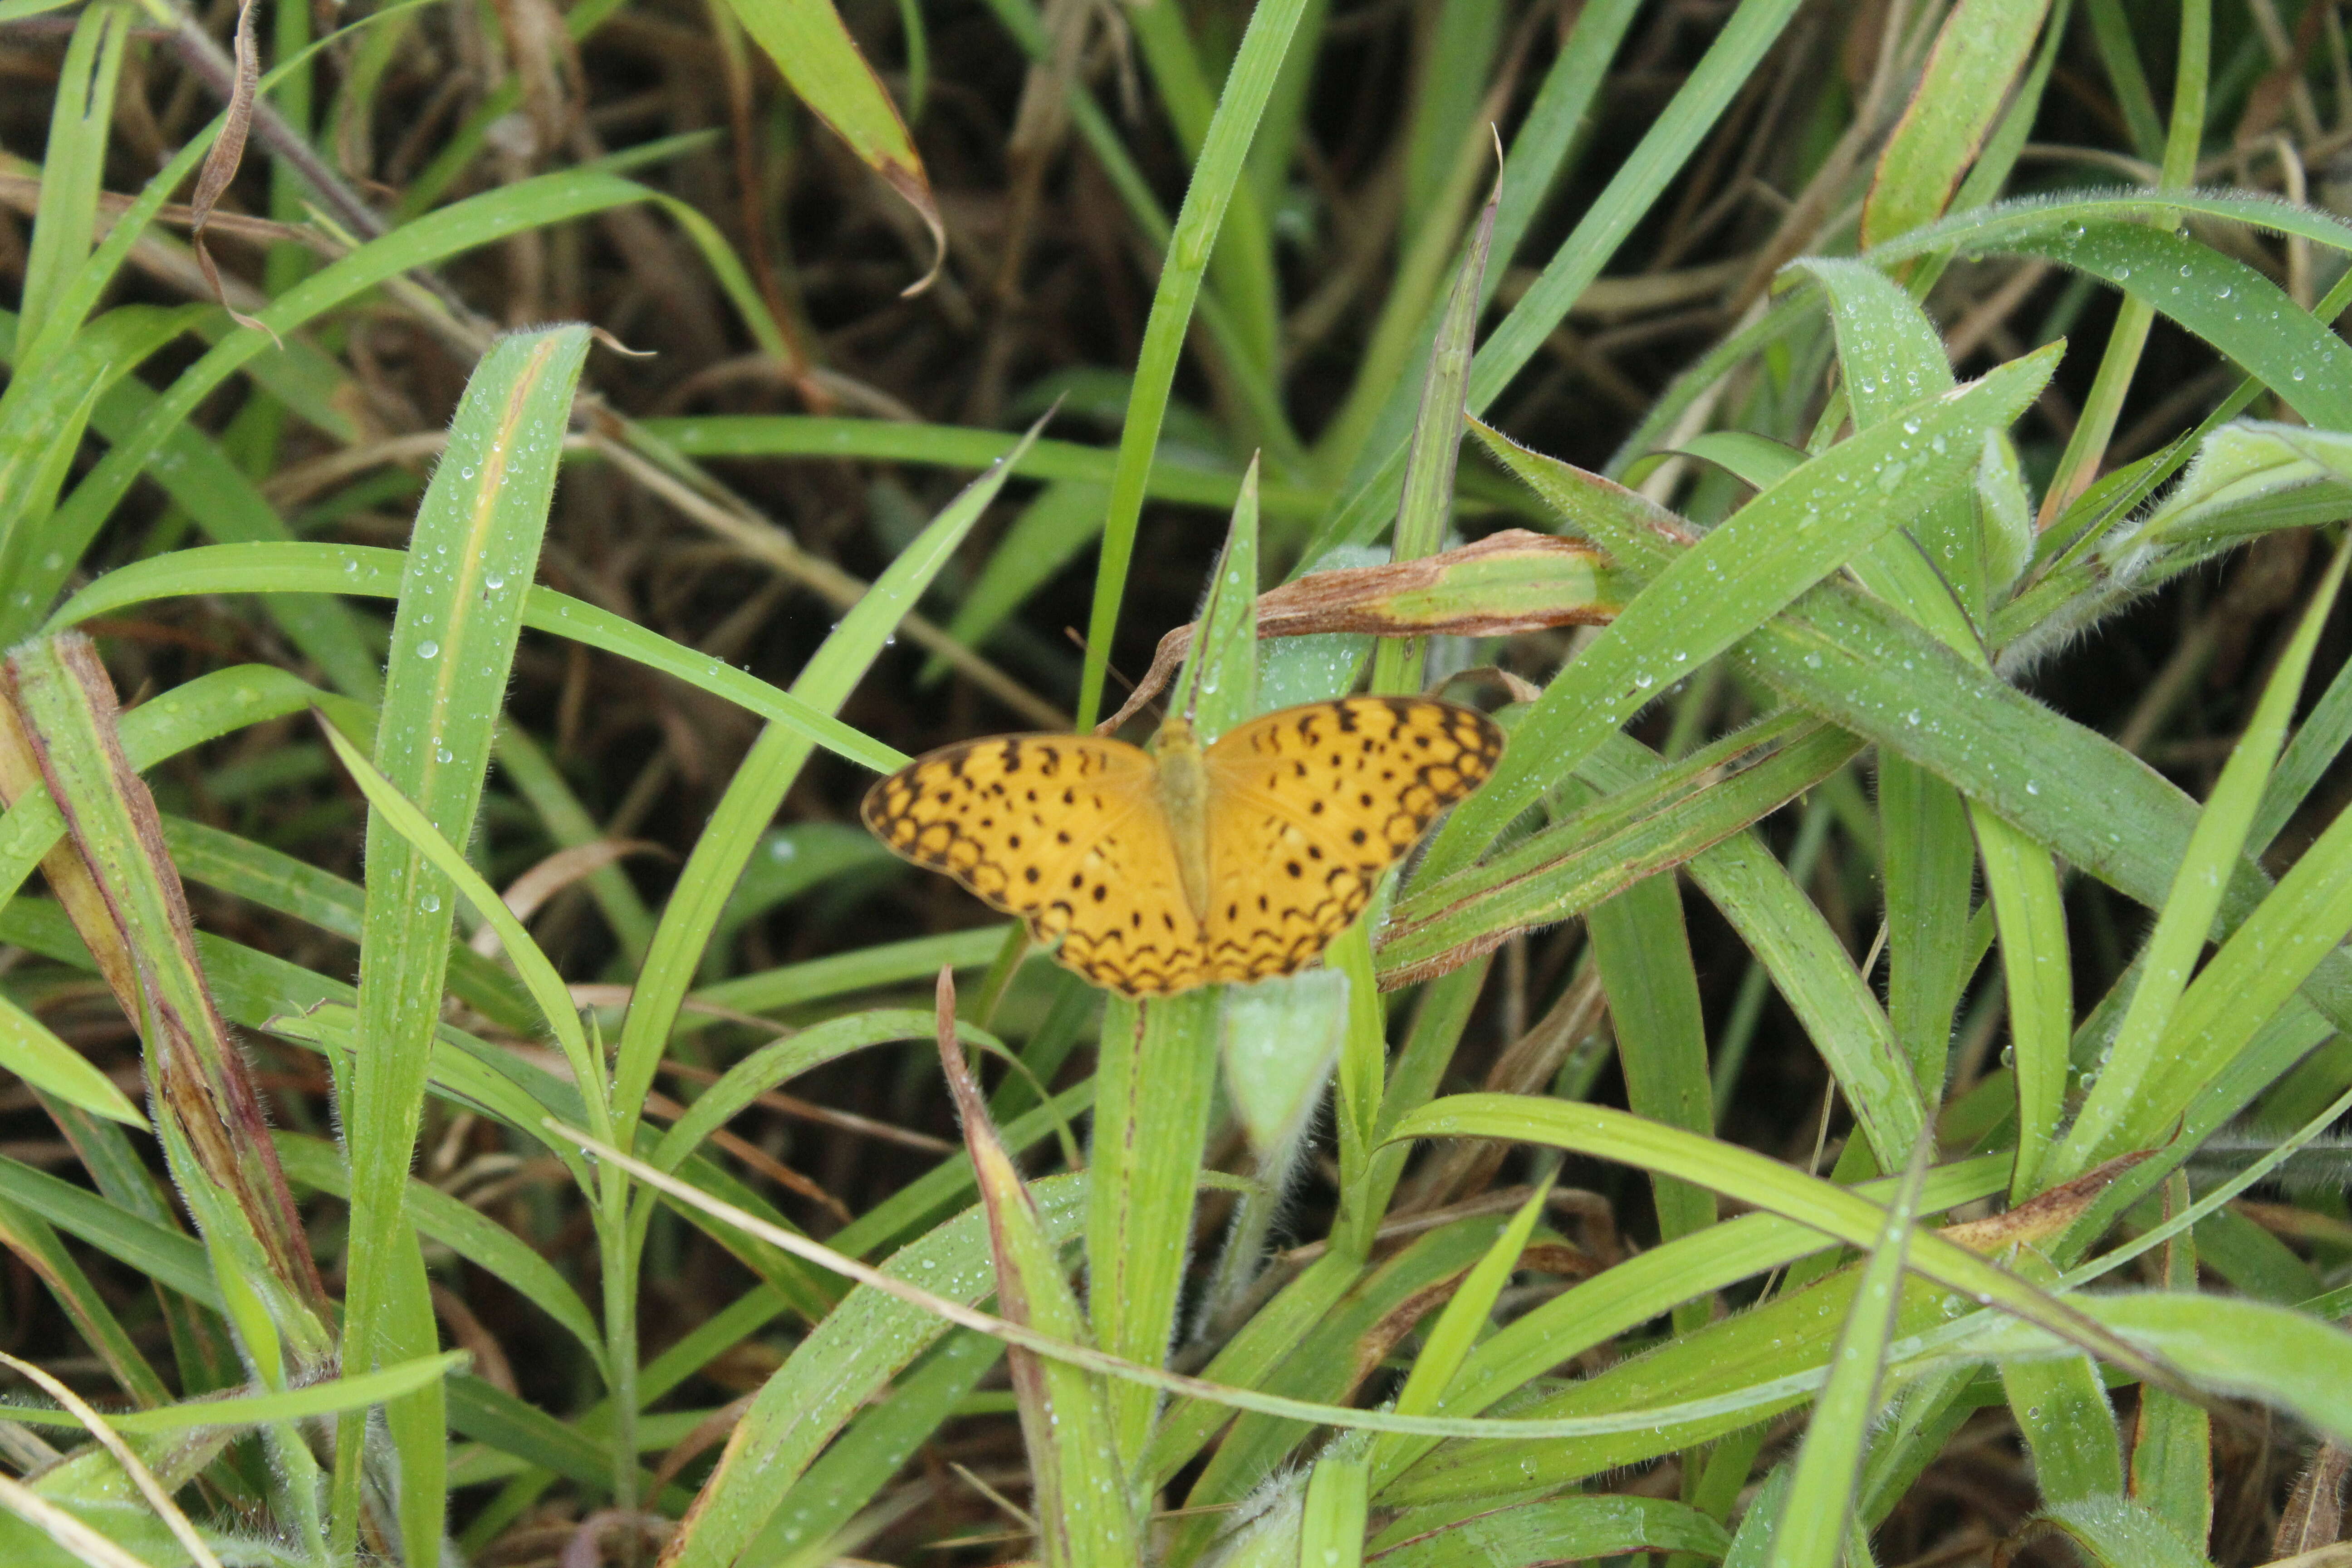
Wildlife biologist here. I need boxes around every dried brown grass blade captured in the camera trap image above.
[188,0,280,347]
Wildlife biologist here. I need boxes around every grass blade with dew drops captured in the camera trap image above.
[333,324,589,1561]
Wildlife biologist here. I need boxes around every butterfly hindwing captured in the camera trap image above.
[1200,697,1504,983]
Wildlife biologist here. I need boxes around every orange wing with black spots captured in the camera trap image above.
[858,734,1212,995]
[860,698,1504,998]
[1198,697,1504,984]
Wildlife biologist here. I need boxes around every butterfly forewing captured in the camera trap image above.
[1200,697,1505,983]
[859,733,1211,995]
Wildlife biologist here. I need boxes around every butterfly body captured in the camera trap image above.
[861,696,1504,997]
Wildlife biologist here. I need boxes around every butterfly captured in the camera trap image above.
[861,696,1505,996]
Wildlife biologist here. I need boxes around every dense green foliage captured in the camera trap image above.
[5,0,2352,1563]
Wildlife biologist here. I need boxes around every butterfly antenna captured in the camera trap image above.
[1063,627,1155,726]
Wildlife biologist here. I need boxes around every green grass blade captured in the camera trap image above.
[1309,0,1805,558]
[658,1176,1088,1568]
[2030,1496,2209,1568]
[1072,0,1311,727]
[1366,1184,1551,1481]
[1589,878,1716,1267]
[942,997,1136,1565]
[2057,534,2352,1178]
[639,415,1318,516]
[1368,188,1495,697]
[692,0,940,274]
[45,543,902,775]
[1299,1449,1370,1568]
[269,1134,603,1377]
[1762,1134,1933,1568]
[1089,990,1222,1470]
[338,324,589,1559]
[42,173,650,643]
[0,988,141,1128]
[1385,1097,2184,1392]
[2,1354,467,1435]
[314,715,608,1138]
[1420,346,2058,881]
[1860,0,2057,248]
[1977,811,2073,1201]
[15,1,128,346]
[2001,223,2351,431]
[2002,1351,2124,1505]
[608,419,1039,1150]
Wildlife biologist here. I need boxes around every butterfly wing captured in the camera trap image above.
[861,734,1212,996]
[1199,697,1504,983]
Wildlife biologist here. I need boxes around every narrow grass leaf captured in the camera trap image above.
[1979,812,2073,1200]
[45,543,902,775]
[338,324,588,1557]
[268,1133,604,1378]
[1089,988,1222,1470]
[1368,180,1495,697]
[1385,1097,2188,1395]
[2059,535,2352,1176]
[44,172,649,612]
[1367,1183,1551,1481]
[0,1354,467,1436]
[14,2,128,344]
[611,420,1041,1150]
[1764,1133,1933,1568]
[1860,0,2054,247]
[1312,0,1806,557]
[1075,0,1311,726]
[1995,223,2352,431]
[2,637,332,1363]
[936,976,1136,1565]
[2003,1350,2123,1504]
[314,715,609,1130]
[1370,1496,1731,1568]
[2029,1495,2209,1568]
[1299,1450,1369,1568]
[2128,1182,2212,1548]
[0,989,141,1128]
[652,1171,1087,1568]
